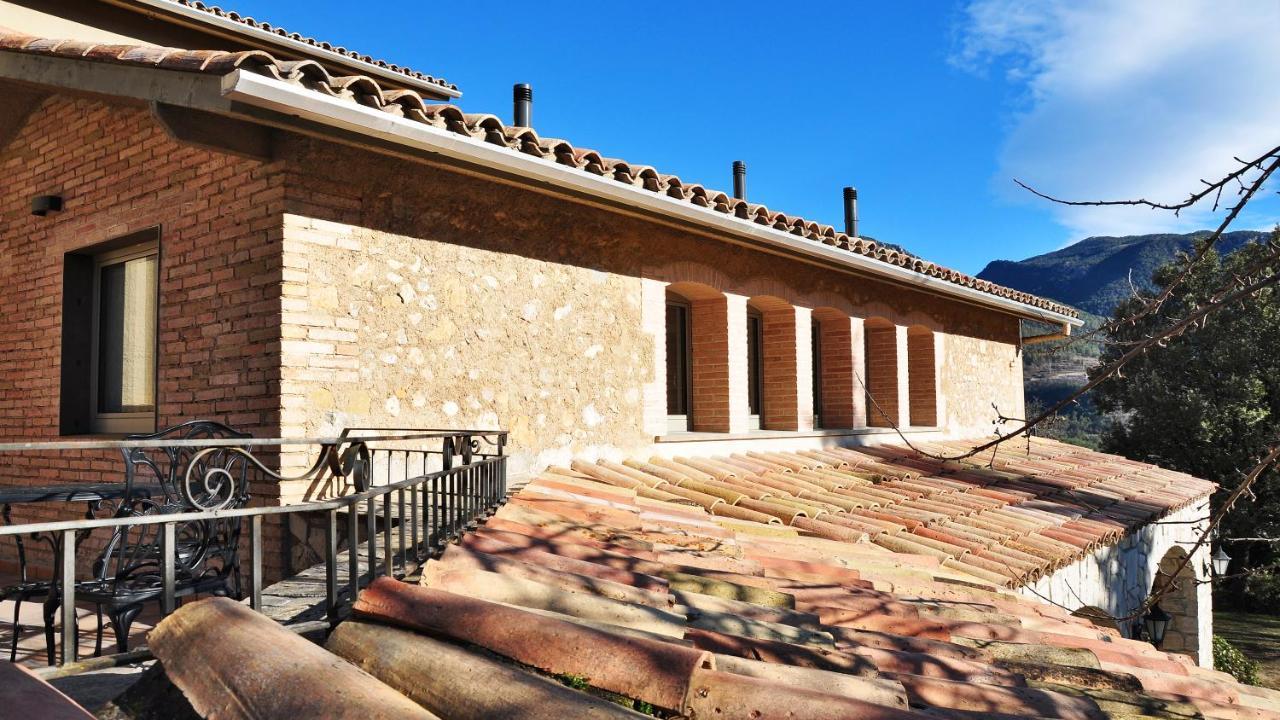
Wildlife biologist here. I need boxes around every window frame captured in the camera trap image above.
[87,239,160,435]
[746,308,763,431]
[664,297,693,433]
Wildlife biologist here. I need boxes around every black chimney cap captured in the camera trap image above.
[732,161,747,200]
[513,83,533,127]
[842,186,858,237]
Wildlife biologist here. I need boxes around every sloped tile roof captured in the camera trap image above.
[145,440,1269,718]
[0,30,1079,320]
[558,438,1216,587]
[157,0,458,93]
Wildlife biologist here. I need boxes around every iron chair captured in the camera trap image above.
[70,420,253,654]
[2,525,51,661]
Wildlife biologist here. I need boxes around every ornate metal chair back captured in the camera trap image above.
[95,421,253,591]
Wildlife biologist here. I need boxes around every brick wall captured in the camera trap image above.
[690,296,733,433]
[864,320,899,427]
[760,307,797,429]
[0,95,286,576]
[907,326,938,426]
[814,312,856,428]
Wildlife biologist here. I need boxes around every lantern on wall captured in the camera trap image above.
[1142,604,1172,648]
[1211,546,1232,577]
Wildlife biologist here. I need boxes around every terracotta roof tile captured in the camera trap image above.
[0,29,1080,319]
[160,0,457,91]
[20,25,1274,719]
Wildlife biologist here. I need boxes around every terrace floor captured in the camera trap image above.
[0,578,156,710]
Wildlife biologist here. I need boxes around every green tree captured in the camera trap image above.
[1092,230,1280,584]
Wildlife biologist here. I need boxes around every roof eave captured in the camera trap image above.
[108,0,461,100]
[221,69,1080,327]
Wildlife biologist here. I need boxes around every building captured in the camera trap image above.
[0,0,1219,675]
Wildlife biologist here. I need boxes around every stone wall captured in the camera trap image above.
[277,213,652,498]
[275,136,1026,489]
[1017,499,1214,666]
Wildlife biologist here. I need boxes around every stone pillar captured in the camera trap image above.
[640,278,669,437]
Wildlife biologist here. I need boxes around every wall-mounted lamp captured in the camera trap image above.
[1142,604,1172,648]
[31,195,63,216]
[1211,546,1232,576]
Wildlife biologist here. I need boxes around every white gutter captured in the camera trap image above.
[116,0,461,99]
[222,70,1080,327]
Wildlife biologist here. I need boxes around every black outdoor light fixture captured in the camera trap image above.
[31,194,63,216]
[1142,604,1172,648]
[1211,546,1232,576]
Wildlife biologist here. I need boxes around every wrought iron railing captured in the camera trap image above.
[0,428,507,666]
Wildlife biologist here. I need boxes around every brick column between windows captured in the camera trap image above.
[864,321,899,428]
[907,327,939,427]
[690,293,749,433]
[760,305,813,431]
[817,315,865,428]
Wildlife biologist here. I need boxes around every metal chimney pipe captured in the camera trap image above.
[513,83,532,127]
[843,186,858,237]
[732,161,747,200]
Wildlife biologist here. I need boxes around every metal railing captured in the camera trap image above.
[0,427,507,665]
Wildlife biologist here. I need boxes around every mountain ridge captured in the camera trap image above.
[977,230,1271,315]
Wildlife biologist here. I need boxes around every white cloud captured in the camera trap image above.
[954,0,1280,239]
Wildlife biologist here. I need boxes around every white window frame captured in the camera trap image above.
[89,241,159,434]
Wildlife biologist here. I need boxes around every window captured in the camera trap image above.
[665,297,692,432]
[747,309,763,430]
[62,230,159,435]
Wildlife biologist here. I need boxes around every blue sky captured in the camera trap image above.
[228,0,1280,274]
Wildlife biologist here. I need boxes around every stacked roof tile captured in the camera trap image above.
[0,30,1078,319]
[147,439,1271,719]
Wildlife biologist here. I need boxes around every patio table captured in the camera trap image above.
[1,482,154,664]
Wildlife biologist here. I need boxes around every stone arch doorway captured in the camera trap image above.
[1151,545,1202,660]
